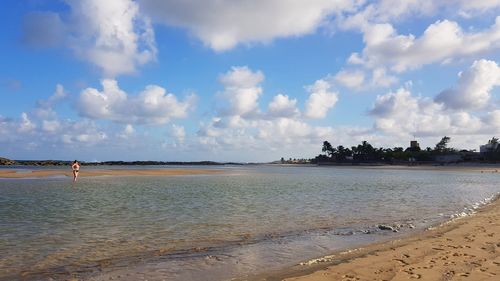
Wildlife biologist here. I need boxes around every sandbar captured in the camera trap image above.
[261,196,500,281]
[0,168,224,178]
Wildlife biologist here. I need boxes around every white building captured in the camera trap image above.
[480,143,499,154]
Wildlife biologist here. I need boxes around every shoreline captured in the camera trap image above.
[0,168,224,179]
[253,194,500,281]
[1,163,499,179]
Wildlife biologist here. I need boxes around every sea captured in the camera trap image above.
[0,165,498,281]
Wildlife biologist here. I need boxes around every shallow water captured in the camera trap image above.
[0,165,498,280]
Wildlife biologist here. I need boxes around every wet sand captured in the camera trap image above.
[352,164,500,174]
[315,163,500,174]
[262,196,500,281]
[0,168,224,178]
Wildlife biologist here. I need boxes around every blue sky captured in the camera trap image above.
[1,0,500,162]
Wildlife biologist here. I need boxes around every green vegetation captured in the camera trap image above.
[311,136,500,164]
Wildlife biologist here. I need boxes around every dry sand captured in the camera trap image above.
[262,197,500,281]
[0,168,223,178]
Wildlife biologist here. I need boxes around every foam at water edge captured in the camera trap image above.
[298,248,363,266]
[442,192,500,225]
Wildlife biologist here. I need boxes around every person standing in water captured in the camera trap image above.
[71,160,80,182]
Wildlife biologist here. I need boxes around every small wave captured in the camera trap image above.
[298,248,363,266]
[449,192,500,220]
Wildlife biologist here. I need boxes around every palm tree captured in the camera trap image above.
[322,141,334,158]
[335,145,351,161]
[434,136,451,152]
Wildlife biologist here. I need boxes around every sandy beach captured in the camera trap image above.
[0,168,224,178]
[258,196,500,281]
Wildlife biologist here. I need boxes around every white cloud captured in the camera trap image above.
[118,124,135,139]
[34,84,67,119]
[218,66,264,117]
[334,69,365,89]
[351,17,500,72]
[256,118,312,141]
[171,124,186,142]
[435,59,500,110]
[77,79,196,124]
[42,120,61,133]
[456,0,500,16]
[18,113,36,133]
[484,110,500,129]
[370,88,458,137]
[268,94,300,118]
[332,67,397,90]
[193,67,346,158]
[305,79,338,119]
[371,67,398,87]
[339,1,500,31]
[139,0,358,51]
[124,124,135,135]
[370,87,499,139]
[24,0,157,77]
[70,0,157,77]
[370,88,418,118]
[0,111,109,152]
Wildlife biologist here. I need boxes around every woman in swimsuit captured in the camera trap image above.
[71,160,80,182]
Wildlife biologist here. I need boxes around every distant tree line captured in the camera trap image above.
[310,136,500,164]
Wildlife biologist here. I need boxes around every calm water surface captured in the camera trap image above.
[0,165,498,281]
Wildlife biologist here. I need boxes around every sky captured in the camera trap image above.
[1,0,500,162]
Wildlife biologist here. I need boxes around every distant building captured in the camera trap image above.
[480,143,499,154]
[410,140,420,149]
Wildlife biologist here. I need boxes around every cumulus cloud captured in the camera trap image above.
[197,116,335,153]
[34,84,68,119]
[256,118,315,142]
[334,67,397,89]
[484,110,500,129]
[23,0,157,77]
[139,0,358,51]
[435,59,500,110]
[370,87,498,139]
[305,79,338,119]
[218,66,264,117]
[456,0,500,16]
[334,69,365,89]
[268,94,300,118]
[0,112,109,153]
[69,0,157,77]
[339,1,500,31]
[60,120,108,145]
[194,67,346,158]
[77,79,197,124]
[42,120,61,133]
[18,112,36,133]
[350,17,500,72]
[339,0,436,31]
[370,88,460,137]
